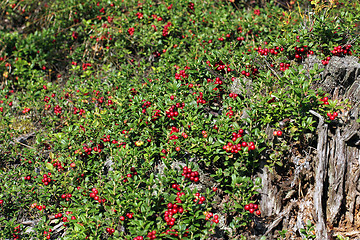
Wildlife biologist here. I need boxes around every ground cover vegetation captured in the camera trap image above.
[0,0,359,239]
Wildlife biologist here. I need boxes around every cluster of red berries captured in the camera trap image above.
[319,96,329,105]
[61,193,72,202]
[166,104,184,120]
[146,230,157,239]
[106,99,114,106]
[152,50,161,58]
[294,45,314,60]
[122,167,137,183]
[182,166,199,183]
[97,96,105,104]
[331,44,352,56]
[164,202,184,226]
[106,227,115,235]
[102,134,124,149]
[213,60,233,72]
[13,225,21,239]
[188,2,195,12]
[327,112,338,120]
[54,212,63,219]
[201,130,208,138]
[89,188,106,204]
[141,100,151,113]
[174,189,186,204]
[222,129,256,153]
[240,69,251,77]
[225,106,234,118]
[169,126,179,143]
[175,69,189,80]
[36,205,46,211]
[278,62,290,72]
[72,31,78,40]
[126,212,134,219]
[214,77,224,86]
[205,212,219,223]
[133,236,144,240]
[54,105,62,115]
[273,130,283,137]
[256,46,284,56]
[242,66,259,77]
[194,192,206,204]
[24,175,32,181]
[196,92,206,105]
[41,173,52,186]
[229,92,238,99]
[45,104,51,110]
[82,63,92,71]
[128,27,135,36]
[162,22,172,37]
[43,228,52,239]
[321,56,332,65]
[135,12,143,19]
[22,107,30,114]
[130,88,138,96]
[73,107,85,115]
[82,144,101,155]
[244,203,261,216]
[151,109,161,121]
[52,160,65,171]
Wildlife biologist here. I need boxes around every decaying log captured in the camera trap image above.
[263,200,297,236]
[327,127,347,225]
[309,110,329,240]
[257,161,282,217]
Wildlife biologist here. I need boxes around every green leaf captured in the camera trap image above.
[45,162,54,171]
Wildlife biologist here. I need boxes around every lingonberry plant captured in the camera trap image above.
[0,0,359,239]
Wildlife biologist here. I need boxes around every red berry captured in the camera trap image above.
[249,208,255,214]
[277,131,282,136]
[255,210,261,216]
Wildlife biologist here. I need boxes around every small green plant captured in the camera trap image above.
[300,220,316,239]
[336,235,350,240]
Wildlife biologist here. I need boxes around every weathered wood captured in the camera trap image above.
[310,110,329,239]
[327,128,346,225]
[263,200,297,236]
[258,161,282,217]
